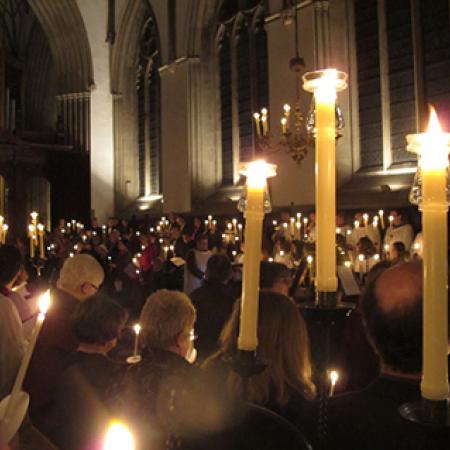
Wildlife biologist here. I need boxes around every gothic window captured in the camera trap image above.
[137,15,161,198]
[354,0,450,171]
[217,3,269,185]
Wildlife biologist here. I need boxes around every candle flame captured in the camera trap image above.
[280,117,287,125]
[38,290,51,315]
[358,254,365,262]
[103,421,135,450]
[2,224,8,231]
[421,106,449,170]
[329,370,339,386]
[30,212,38,220]
[133,324,141,335]
[37,224,44,232]
[307,255,313,264]
[253,112,260,120]
[283,104,291,113]
[243,160,276,189]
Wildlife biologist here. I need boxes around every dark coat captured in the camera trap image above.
[50,352,126,450]
[190,280,236,361]
[328,375,450,450]
[24,288,80,422]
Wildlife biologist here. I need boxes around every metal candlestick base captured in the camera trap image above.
[400,399,450,427]
[227,350,266,378]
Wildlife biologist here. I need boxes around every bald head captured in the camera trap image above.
[375,262,422,316]
[360,262,423,374]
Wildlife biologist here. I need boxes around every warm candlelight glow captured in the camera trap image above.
[358,254,365,262]
[133,324,141,335]
[354,220,360,229]
[329,369,339,396]
[103,421,135,450]
[30,212,38,221]
[38,290,51,317]
[406,106,450,401]
[344,261,351,268]
[283,104,291,114]
[306,255,313,264]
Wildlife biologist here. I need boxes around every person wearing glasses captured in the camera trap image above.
[122,289,228,449]
[24,254,104,437]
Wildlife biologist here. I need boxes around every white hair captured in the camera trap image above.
[57,254,104,292]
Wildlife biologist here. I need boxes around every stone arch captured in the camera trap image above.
[28,0,93,94]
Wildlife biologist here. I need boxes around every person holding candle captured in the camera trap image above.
[328,262,450,449]
[382,209,414,252]
[24,254,105,435]
[184,235,211,294]
[122,290,227,448]
[49,295,127,450]
[0,245,26,400]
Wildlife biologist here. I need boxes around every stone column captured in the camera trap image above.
[77,0,114,222]
[159,62,192,213]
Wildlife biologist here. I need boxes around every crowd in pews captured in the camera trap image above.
[0,207,448,450]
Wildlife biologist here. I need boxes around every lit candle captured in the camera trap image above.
[253,112,261,137]
[290,217,295,237]
[132,324,141,358]
[238,160,276,351]
[303,70,347,293]
[1,223,7,245]
[354,220,360,230]
[103,421,135,450]
[388,215,394,226]
[283,103,291,119]
[208,215,212,230]
[5,291,51,418]
[0,216,3,244]
[344,260,352,269]
[163,246,169,260]
[362,213,369,227]
[378,209,385,229]
[212,220,217,232]
[280,117,287,134]
[329,370,339,397]
[28,225,35,258]
[237,223,243,240]
[406,107,450,401]
[232,218,238,233]
[37,224,45,259]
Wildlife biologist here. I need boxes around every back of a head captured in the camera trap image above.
[206,254,232,283]
[72,295,127,344]
[57,254,104,292]
[260,261,290,290]
[140,289,196,350]
[0,245,22,286]
[360,262,423,373]
[217,290,315,405]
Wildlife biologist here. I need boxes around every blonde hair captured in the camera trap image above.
[140,289,196,349]
[205,290,316,405]
[57,254,104,292]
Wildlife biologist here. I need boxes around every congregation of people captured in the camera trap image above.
[0,207,448,450]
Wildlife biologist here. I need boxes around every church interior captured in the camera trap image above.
[0,1,450,450]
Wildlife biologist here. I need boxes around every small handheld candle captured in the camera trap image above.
[329,370,339,397]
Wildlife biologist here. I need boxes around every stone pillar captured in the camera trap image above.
[160,62,192,213]
[77,0,114,222]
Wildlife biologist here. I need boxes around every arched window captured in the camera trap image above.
[137,15,161,197]
[216,3,269,185]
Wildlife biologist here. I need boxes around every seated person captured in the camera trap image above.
[50,295,127,450]
[190,254,236,361]
[260,261,292,296]
[122,289,228,449]
[328,262,450,449]
[203,290,317,446]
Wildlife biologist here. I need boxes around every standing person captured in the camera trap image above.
[189,254,235,361]
[24,254,104,434]
[383,209,414,251]
[184,235,211,294]
[0,245,26,400]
